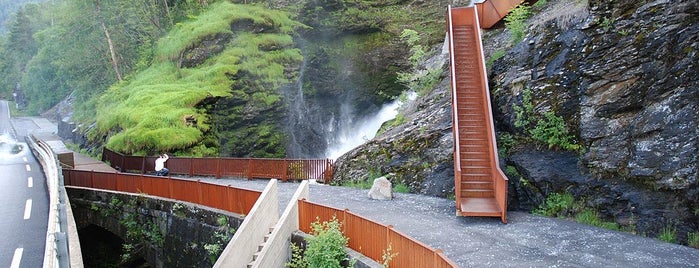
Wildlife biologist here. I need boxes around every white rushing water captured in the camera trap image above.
[325,91,417,160]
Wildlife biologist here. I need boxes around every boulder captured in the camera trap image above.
[368,176,393,200]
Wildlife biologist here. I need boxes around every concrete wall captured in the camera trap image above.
[68,187,244,268]
[253,180,309,267]
[214,180,279,267]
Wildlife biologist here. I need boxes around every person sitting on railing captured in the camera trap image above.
[155,153,169,176]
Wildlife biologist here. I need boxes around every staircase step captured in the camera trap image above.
[462,188,494,198]
[459,197,501,216]
[462,180,494,189]
[461,167,491,174]
[461,173,492,181]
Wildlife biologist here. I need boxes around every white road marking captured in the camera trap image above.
[10,248,23,268]
[28,177,33,188]
[24,199,32,220]
[23,157,28,162]
[25,164,31,172]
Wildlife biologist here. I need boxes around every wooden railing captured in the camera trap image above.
[102,148,334,183]
[298,200,458,267]
[63,169,261,215]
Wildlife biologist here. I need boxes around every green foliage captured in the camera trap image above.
[381,244,398,268]
[533,192,575,217]
[514,88,534,129]
[504,4,531,44]
[343,180,373,189]
[497,132,516,155]
[658,226,677,243]
[304,216,353,268]
[396,29,441,96]
[575,209,620,231]
[688,232,699,249]
[599,17,614,31]
[532,0,548,8]
[118,196,164,263]
[505,166,520,178]
[96,2,304,155]
[286,243,306,268]
[486,49,506,68]
[393,183,410,193]
[513,88,580,151]
[530,111,580,151]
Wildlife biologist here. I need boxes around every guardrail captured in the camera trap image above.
[102,148,334,183]
[62,169,261,215]
[298,200,458,267]
[26,135,73,268]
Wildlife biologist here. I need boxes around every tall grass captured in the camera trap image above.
[96,2,304,155]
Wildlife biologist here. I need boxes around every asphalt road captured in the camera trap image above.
[0,100,48,268]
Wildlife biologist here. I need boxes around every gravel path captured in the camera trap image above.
[185,176,699,267]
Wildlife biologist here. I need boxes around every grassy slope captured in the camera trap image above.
[94,2,303,156]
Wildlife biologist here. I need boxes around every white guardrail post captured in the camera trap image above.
[25,135,71,268]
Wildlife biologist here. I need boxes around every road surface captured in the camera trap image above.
[0,100,48,268]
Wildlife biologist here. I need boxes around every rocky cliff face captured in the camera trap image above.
[492,0,697,239]
[334,0,698,244]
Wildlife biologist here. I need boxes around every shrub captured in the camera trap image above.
[533,192,575,217]
[504,4,531,44]
[486,49,506,68]
[575,209,620,231]
[688,232,699,249]
[393,183,410,193]
[304,216,353,268]
[530,111,580,151]
[658,226,677,243]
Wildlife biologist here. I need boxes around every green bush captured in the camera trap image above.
[513,88,580,151]
[393,183,410,193]
[486,49,506,68]
[688,232,699,249]
[575,209,620,231]
[530,111,580,151]
[533,192,575,217]
[513,88,534,129]
[304,216,353,268]
[658,226,677,243]
[504,4,531,44]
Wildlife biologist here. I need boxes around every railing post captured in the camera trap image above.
[197,180,203,204]
[189,158,194,177]
[247,159,253,180]
[216,158,221,179]
[282,159,288,182]
[119,151,123,172]
[141,156,146,174]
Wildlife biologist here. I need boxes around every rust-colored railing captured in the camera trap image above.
[298,199,458,267]
[475,0,526,28]
[448,5,508,223]
[102,148,334,183]
[63,169,261,215]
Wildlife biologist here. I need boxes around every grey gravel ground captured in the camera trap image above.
[187,177,699,268]
[20,116,699,267]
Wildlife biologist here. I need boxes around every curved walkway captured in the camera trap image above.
[23,116,699,267]
[189,178,699,267]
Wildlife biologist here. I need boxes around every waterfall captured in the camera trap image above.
[324,91,417,160]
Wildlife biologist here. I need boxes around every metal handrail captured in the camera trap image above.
[26,135,71,268]
[101,148,334,183]
[447,5,463,210]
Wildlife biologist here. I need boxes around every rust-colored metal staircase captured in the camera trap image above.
[447,5,508,223]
